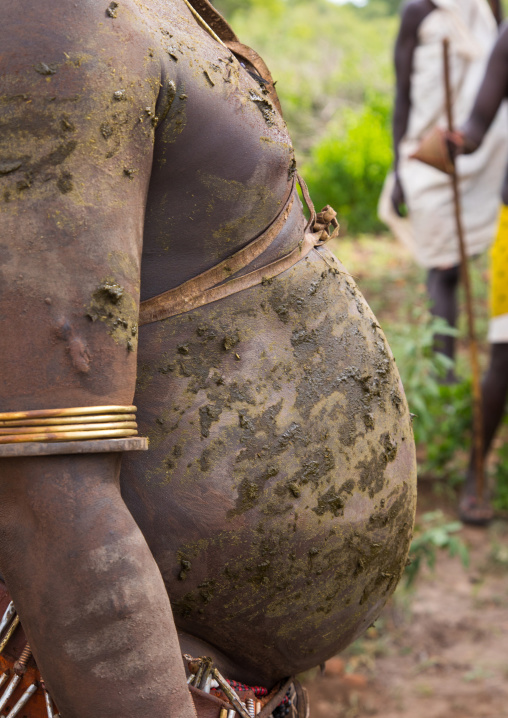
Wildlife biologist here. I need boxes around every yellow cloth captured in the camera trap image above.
[490,205,508,319]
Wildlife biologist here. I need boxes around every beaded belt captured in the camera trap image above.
[185,655,308,718]
[0,593,58,718]
[0,588,308,718]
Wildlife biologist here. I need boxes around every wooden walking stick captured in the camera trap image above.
[442,38,485,503]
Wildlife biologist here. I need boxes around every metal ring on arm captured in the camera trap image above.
[0,406,148,457]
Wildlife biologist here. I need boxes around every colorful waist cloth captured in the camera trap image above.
[489,204,508,343]
[0,584,56,718]
[185,655,308,718]
[0,581,308,718]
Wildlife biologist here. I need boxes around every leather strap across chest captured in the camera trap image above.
[139,3,340,325]
[139,175,339,326]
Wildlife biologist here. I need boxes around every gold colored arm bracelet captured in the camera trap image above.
[0,406,148,457]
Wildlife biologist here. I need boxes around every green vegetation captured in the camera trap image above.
[387,310,473,480]
[493,417,508,511]
[405,510,469,587]
[303,92,392,234]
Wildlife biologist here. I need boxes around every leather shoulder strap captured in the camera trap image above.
[225,40,283,117]
[185,0,239,42]
[185,0,283,117]
[138,174,339,326]
[139,179,296,326]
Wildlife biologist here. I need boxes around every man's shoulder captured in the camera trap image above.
[0,0,162,94]
[400,0,435,30]
[0,0,155,50]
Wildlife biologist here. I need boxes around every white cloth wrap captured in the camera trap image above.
[489,314,508,343]
[379,0,508,269]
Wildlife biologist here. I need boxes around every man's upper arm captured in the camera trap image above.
[492,0,502,25]
[0,0,160,411]
[462,24,508,148]
[394,1,430,93]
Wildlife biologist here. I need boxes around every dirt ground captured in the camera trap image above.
[304,484,508,718]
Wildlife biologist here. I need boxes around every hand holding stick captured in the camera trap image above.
[442,38,486,504]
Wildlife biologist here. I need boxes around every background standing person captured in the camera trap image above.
[379,0,508,375]
[439,21,508,524]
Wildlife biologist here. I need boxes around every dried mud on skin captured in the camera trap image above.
[125,249,417,679]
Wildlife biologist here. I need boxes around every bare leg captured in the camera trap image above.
[427,265,460,370]
[461,343,508,524]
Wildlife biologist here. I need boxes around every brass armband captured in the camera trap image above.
[0,406,148,457]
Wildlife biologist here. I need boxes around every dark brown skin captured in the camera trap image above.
[124,0,416,688]
[462,343,508,522]
[460,23,508,203]
[0,0,417,714]
[391,0,502,216]
[0,2,197,716]
[391,0,436,216]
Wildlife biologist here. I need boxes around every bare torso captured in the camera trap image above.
[0,0,416,707]
[122,0,417,686]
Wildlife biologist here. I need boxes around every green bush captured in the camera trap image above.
[405,510,469,587]
[386,307,472,480]
[420,380,473,479]
[302,93,393,235]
